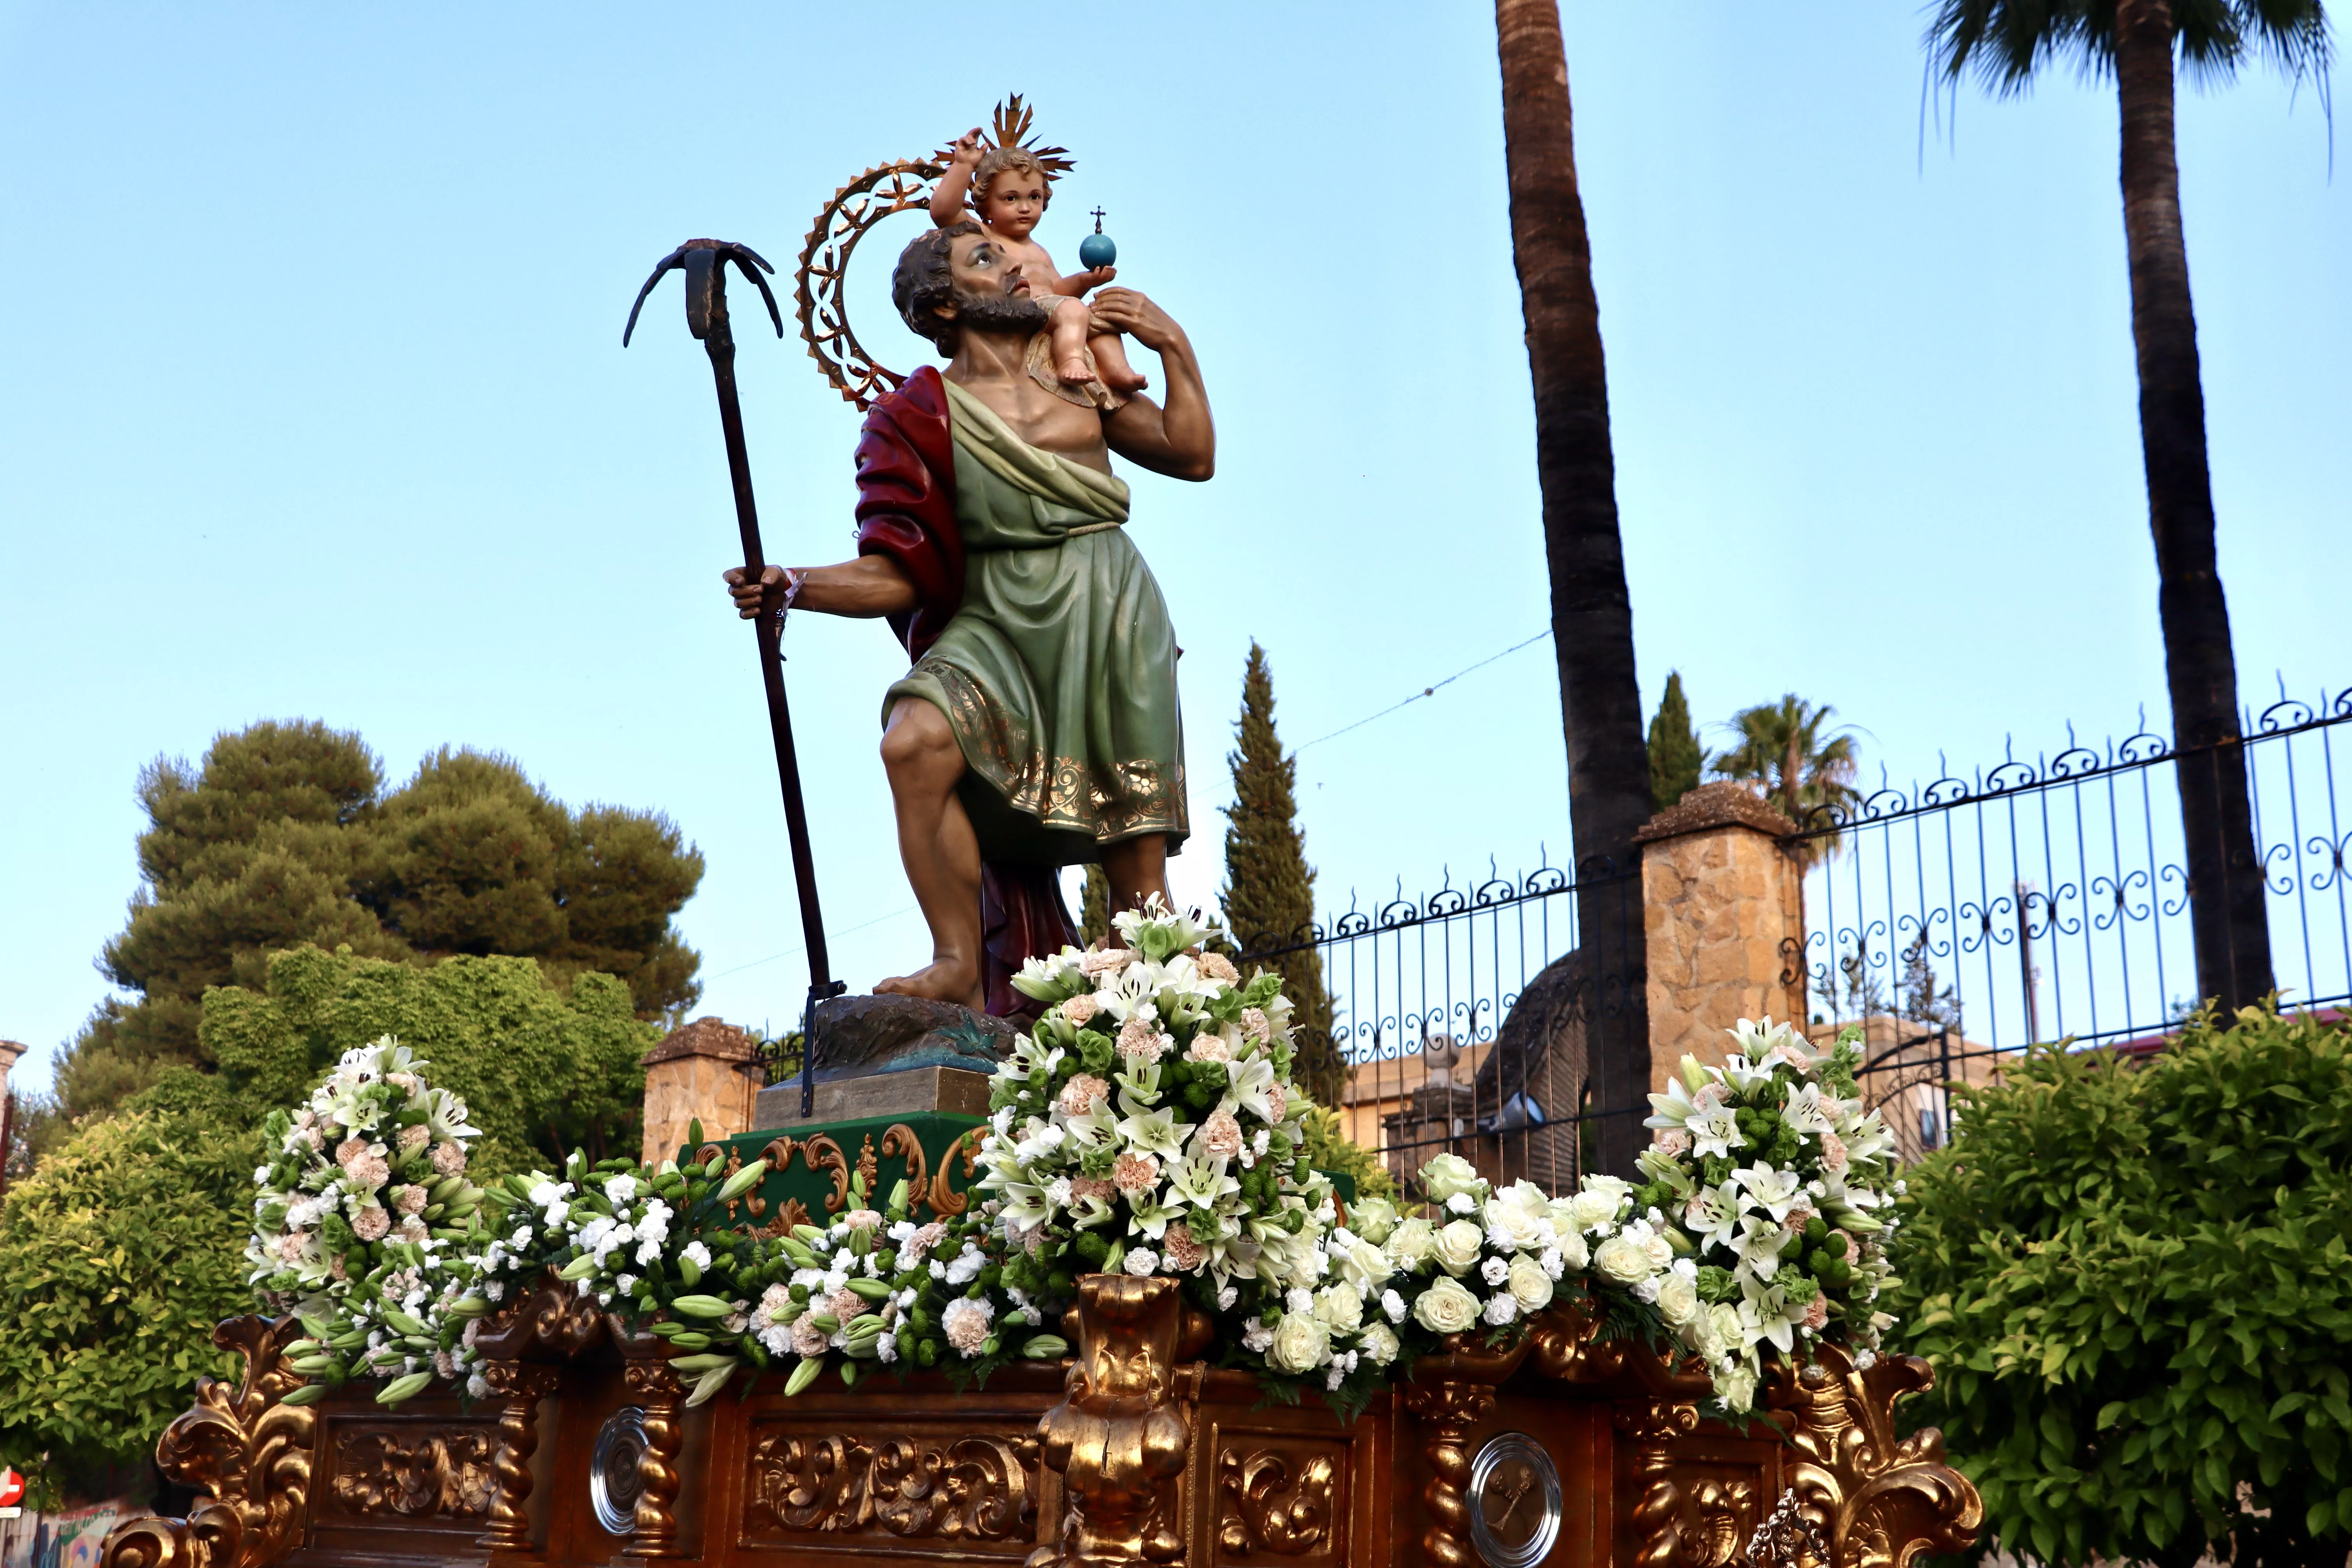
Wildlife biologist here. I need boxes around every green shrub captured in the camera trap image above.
[1889,1002,2352,1568]
[201,942,658,1173]
[0,1070,259,1504]
[1299,1102,1396,1202]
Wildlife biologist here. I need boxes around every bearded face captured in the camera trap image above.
[952,287,1052,338]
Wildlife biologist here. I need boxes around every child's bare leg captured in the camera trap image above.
[1089,331,1148,394]
[1049,298,1095,385]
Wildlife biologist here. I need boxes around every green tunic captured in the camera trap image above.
[884,379,1189,866]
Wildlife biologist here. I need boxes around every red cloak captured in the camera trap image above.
[853,366,1079,1017]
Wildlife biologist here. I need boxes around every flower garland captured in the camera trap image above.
[247,1036,500,1406]
[242,941,1900,1419]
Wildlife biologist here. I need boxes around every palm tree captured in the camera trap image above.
[1710,695,1861,871]
[1924,0,2321,1013]
[1497,0,1655,1174]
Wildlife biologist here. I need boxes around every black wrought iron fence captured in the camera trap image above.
[1788,683,2352,1142]
[1232,857,1643,1198]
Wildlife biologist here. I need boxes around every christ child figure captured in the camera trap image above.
[929,128,1149,397]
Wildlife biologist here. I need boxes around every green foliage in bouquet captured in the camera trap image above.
[0,1070,260,1503]
[1891,1002,2352,1568]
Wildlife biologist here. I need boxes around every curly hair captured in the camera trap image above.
[971,145,1053,210]
[893,221,979,352]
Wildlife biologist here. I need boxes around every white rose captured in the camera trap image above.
[1333,1234,1393,1292]
[1657,1272,1701,1327]
[1434,1219,1485,1276]
[1593,1236,1653,1287]
[1357,1321,1401,1365]
[1569,1189,1622,1231]
[1265,1311,1332,1375]
[1708,1303,1746,1354]
[1314,1284,1365,1333]
[1412,1275,1483,1336]
[1506,1253,1555,1314]
[1717,1362,1760,1413]
[1555,1229,1590,1272]
[1384,1218,1438,1270]
[1349,1197,1399,1247]
[1419,1153,1488,1205]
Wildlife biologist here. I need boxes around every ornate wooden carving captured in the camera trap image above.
[1401,1336,1531,1568]
[1215,1443,1338,1557]
[479,1361,563,1552]
[802,1133,851,1214]
[98,1316,315,1568]
[328,1428,498,1518]
[622,1354,688,1559]
[1026,1275,1193,1566]
[929,1127,982,1218]
[1683,1476,1760,1568]
[1765,1345,1983,1568]
[744,1428,1039,1541]
[880,1122,929,1210]
[1616,1398,1700,1568]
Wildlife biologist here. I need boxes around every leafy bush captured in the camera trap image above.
[0,1070,259,1504]
[201,943,658,1173]
[1890,1002,2352,1568]
[1298,1102,1396,1201]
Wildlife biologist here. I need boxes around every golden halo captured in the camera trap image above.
[794,95,1074,411]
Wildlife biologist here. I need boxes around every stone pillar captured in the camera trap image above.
[1635,783,1806,1093]
[0,1039,24,1102]
[639,1018,762,1165]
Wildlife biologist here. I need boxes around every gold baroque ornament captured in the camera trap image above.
[328,1429,497,1519]
[1686,1476,1762,1568]
[744,1430,1039,1540]
[1026,1274,1194,1567]
[1216,1445,1337,1557]
[98,1316,314,1568]
[1400,1336,1531,1568]
[1765,1343,1985,1568]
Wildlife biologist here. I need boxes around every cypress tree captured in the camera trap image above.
[1220,642,1339,1105]
[1647,671,1704,814]
[1079,864,1111,947]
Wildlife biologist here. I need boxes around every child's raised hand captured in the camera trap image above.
[949,128,985,165]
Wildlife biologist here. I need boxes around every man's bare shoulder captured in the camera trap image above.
[947,367,1112,468]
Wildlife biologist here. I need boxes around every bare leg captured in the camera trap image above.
[1050,298,1096,385]
[874,697,986,1009]
[1100,833,1171,921]
[1088,331,1148,394]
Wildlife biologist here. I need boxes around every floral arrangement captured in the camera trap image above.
[1633,1018,1900,1408]
[243,932,1900,1421]
[247,1037,501,1406]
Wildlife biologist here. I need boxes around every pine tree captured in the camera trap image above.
[1220,643,1339,1105]
[1646,671,1703,814]
[57,720,705,1122]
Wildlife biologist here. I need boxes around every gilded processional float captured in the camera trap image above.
[101,103,1983,1568]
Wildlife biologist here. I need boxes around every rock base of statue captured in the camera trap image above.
[746,993,1017,1125]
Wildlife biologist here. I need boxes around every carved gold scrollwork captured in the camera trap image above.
[795,160,946,410]
[881,1123,928,1209]
[801,1133,851,1215]
[1763,1345,1983,1568]
[928,1126,983,1219]
[746,1430,1039,1539]
[1216,1447,1336,1556]
[330,1429,497,1518]
[1026,1275,1192,1567]
[99,1316,315,1568]
[1684,1477,1760,1568]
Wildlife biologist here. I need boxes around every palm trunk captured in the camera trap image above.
[2115,0,2274,1013]
[1497,0,1651,1173]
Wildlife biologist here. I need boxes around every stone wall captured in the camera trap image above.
[639,1017,761,1164]
[1637,782,1807,1093]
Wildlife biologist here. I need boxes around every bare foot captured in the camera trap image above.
[1056,354,1097,385]
[1102,366,1149,394]
[875,958,984,1011]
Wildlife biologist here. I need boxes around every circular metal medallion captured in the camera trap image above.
[588,1405,649,1536]
[1466,1431,1563,1568]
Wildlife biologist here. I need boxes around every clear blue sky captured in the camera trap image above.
[2,4,2343,1096]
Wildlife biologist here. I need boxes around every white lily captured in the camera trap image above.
[1225,1051,1281,1123]
[1116,1103,1196,1163]
[1732,1162,1806,1221]
[1688,1107,1746,1161]
[1732,1212,1791,1284]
